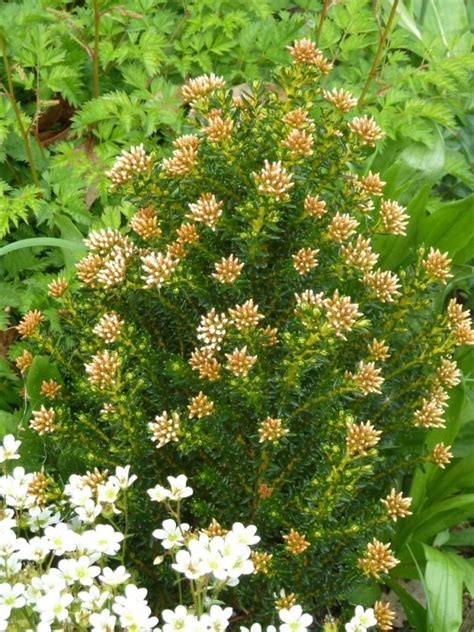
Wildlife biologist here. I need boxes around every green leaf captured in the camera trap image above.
[423,545,464,632]
[409,495,474,546]
[0,238,86,257]
[419,194,474,263]
[408,387,464,511]
[445,553,474,596]
[386,579,427,631]
[54,214,86,268]
[427,455,474,502]
[374,183,431,270]
[0,411,20,438]
[444,527,474,548]
[344,580,381,607]
[17,428,46,473]
[26,356,62,410]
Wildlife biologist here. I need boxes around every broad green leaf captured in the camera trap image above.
[427,455,474,502]
[374,183,431,270]
[413,0,471,53]
[17,428,46,473]
[453,420,474,458]
[423,545,463,632]
[26,356,62,411]
[397,494,474,548]
[344,580,381,607]
[398,126,445,180]
[419,194,474,263]
[0,411,20,438]
[444,551,474,596]
[443,526,474,548]
[386,579,427,631]
[409,387,465,511]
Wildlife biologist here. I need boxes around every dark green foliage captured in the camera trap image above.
[20,54,471,624]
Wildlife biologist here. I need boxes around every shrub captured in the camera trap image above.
[18,40,473,621]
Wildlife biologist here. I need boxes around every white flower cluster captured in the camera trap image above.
[0,434,359,632]
[0,436,158,631]
[149,475,258,584]
[65,465,137,523]
[159,603,313,632]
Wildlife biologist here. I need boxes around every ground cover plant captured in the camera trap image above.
[13,39,474,628]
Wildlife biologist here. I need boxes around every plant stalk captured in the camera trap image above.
[358,0,400,106]
[0,35,40,187]
[92,0,100,98]
[316,0,330,44]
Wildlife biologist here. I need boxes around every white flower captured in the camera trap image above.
[113,584,148,610]
[0,435,20,463]
[147,484,171,503]
[65,476,93,507]
[75,498,102,523]
[228,523,260,546]
[73,555,101,586]
[153,519,190,549]
[0,554,21,577]
[25,579,45,605]
[99,565,130,587]
[36,591,73,623]
[90,608,117,632]
[110,465,137,489]
[78,585,110,611]
[16,535,50,562]
[172,548,207,580]
[1,467,34,509]
[345,606,377,631]
[225,549,254,578]
[208,605,233,631]
[279,605,313,632]
[33,568,66,593]
[0,605,10,632]
[27,506,60,532]
[0,582,26,609]
[44,523,78,555]
[89,524,124,555]
[0,528,17,557]
[240,625,277,632]
[161,605,195,632]
[167,475,193,500]
[113,585,157,631]
[345,622,366,632]
[97,480,120,505]
[0,510,15,534]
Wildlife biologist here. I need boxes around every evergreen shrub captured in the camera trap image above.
[17,39,474,622]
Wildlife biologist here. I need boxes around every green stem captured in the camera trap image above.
[0,35,40,187]
[92,0,100,98]
[358,0,400,106]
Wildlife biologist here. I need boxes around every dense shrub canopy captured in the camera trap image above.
[18,41,472,621]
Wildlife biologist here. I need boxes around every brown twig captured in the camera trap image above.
[358,0,400,106]
[0,34,40,187]
[316,0,330,44]
[92,0,101,98]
